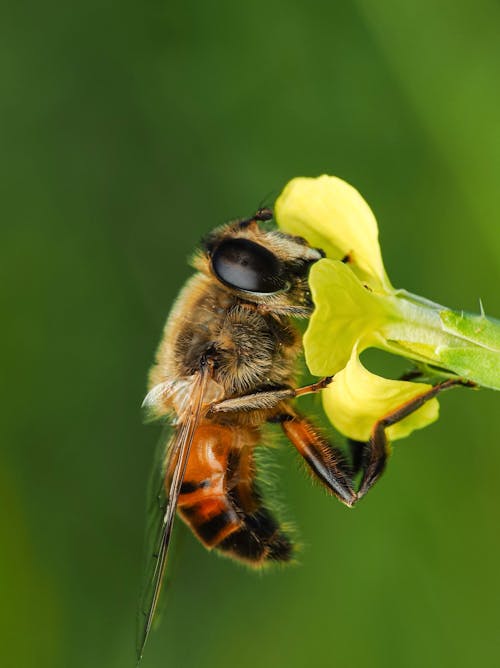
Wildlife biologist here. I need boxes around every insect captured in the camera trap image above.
[137,208,466,659]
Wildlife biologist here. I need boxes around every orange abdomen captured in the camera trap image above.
[174,422,293,565]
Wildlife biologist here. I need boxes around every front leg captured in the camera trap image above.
[206,377,333,416]
[207,378,355,506]
[357,378,475,499]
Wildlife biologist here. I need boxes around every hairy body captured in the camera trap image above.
[145,218,354,565]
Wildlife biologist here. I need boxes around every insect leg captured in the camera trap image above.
[357,378,475,499]
[346,370,425,474]
[207,388,296,415]
[207,377,333,415]
[276,409,356,507]
[346,439,366,476]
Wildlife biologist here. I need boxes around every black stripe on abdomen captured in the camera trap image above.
[180,479,210,494]
[217,507,293,564]
[180,502,241,547]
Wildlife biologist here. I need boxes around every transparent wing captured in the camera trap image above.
[136,362,212,662]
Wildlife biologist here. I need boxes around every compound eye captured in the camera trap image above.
[211,238,286,293]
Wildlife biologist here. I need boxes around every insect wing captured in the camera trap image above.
[137,365,211,661]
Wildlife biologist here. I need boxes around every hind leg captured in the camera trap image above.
[275,409,356,507]
[206,379,356,507]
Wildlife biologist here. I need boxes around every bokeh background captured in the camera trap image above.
[2,2,500,667]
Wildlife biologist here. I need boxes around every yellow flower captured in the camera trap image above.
[323,343,439,442]
[276,175,500,442]
[275,175,391,291]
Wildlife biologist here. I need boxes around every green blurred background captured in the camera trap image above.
[2,1,500,667]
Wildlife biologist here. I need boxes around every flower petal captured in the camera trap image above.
[275,175,391,291]
[322,344,440,442]
[303,259,394,375]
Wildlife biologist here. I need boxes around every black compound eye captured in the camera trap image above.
[211,238,286,293]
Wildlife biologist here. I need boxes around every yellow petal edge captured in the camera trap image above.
[322,345,440,442]
[304,259,394,375]
[275,175,392,291]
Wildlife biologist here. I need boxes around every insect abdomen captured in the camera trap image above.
[177,423,293,565]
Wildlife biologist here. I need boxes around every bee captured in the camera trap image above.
[137,208,463,659]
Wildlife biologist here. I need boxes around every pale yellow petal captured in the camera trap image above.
[322,345,440,442]
[275,175,391,291]
[304,259,394,375]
